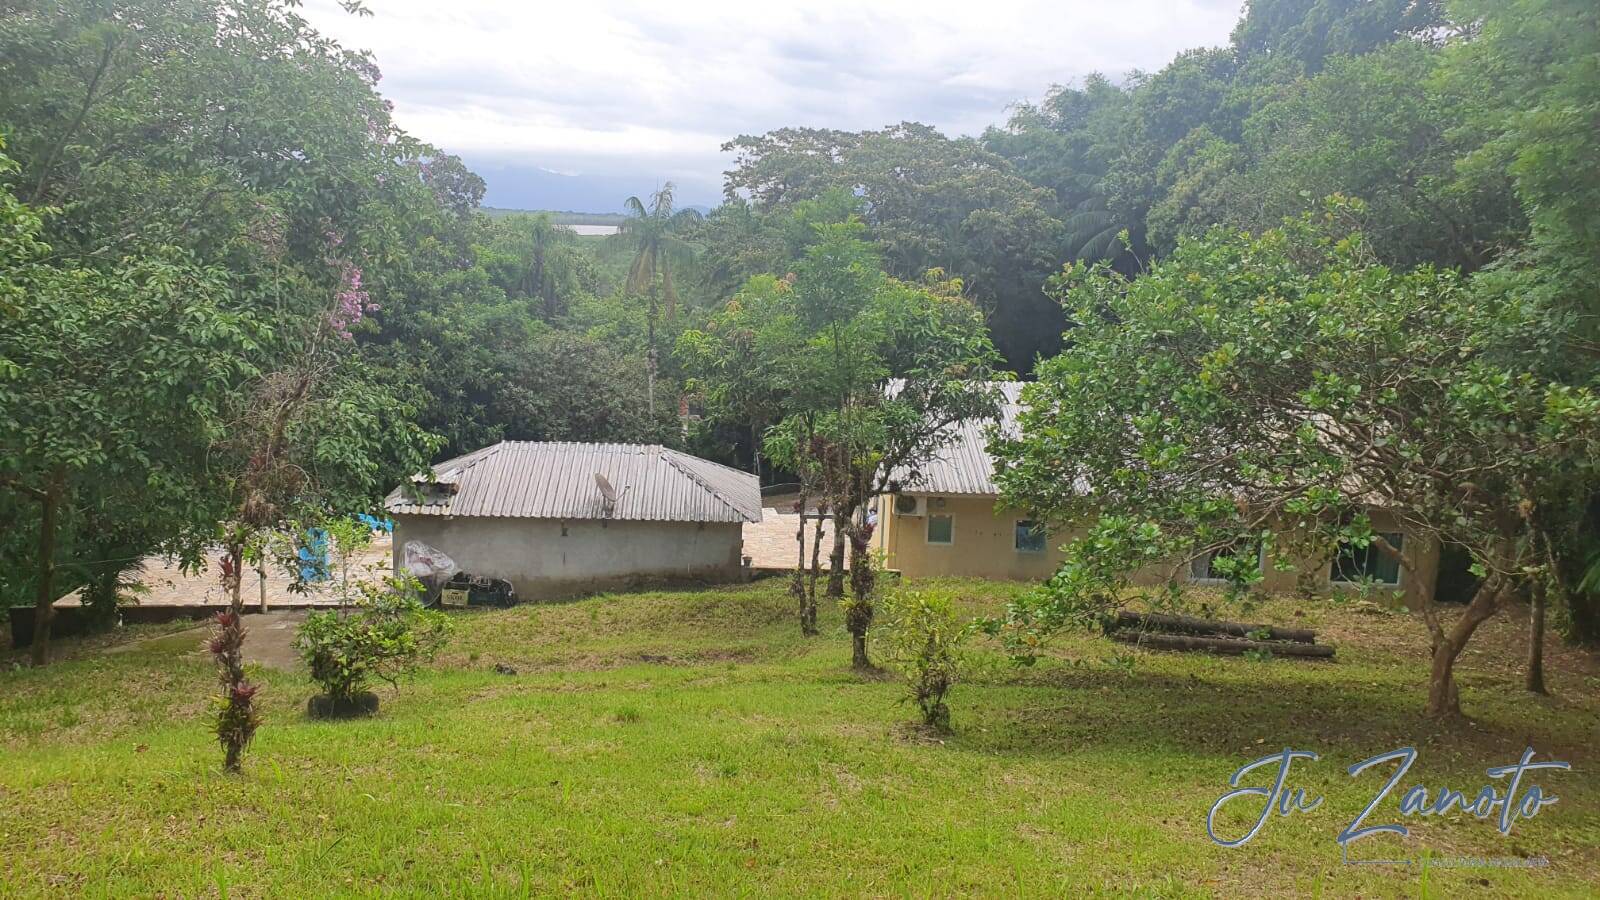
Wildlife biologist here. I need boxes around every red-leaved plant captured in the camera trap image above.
[209,610,261,772]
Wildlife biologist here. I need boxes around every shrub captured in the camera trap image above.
[875,589,973,732]
[294,575,450,706]
[208,610,260,772]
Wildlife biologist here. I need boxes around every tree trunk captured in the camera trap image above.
[851,630,870,670]
[1110,631,1335,657]
[1426,639,1463,718]
[258,560,269,614]
[750,421,761,480]
[1426,578,1504,718]
[28,468,65,668]
[791,490,814,636]
[646,349,657,423]
[1110,610,1318,644]
[1526,580,1548,695]
[806,508,826,633]
[844,517,877,671]
[645,284,658,423]
[224,541,245,614]
[826,513,847,599]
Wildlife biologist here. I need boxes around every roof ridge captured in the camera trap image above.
[453,441,507,474]
[500,440,654,452]
[427,441,505,479]
[660,449,755,523]
[662,446,748,478]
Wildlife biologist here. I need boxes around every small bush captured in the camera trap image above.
[208,610,260,772]
[294,575,450,707]
[875,588,973,732]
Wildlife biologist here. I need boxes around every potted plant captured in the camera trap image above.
[295,575,450,719]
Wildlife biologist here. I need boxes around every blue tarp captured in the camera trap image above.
[297,527,331,583]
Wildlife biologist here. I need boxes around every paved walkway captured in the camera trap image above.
[743,510,842,570]
[58,536,393,609]
[74,518,840,609]
[109,609,308,670]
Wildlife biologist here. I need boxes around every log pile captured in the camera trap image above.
[1104,609,1334,659]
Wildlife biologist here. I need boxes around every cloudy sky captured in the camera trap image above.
[303,0,1241,213]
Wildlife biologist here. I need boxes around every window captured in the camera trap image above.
[1331,532,1403,586]
[1015,520,1046,553]
[926,514,954,545]
[1189,544,1263,582]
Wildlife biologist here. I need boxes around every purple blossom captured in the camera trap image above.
[329,261,374,340]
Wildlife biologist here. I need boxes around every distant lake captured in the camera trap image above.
[567,224,619,236]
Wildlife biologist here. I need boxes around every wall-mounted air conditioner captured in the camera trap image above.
[893,494,925,517]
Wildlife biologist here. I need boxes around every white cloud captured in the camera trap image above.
[302,0,1239,207]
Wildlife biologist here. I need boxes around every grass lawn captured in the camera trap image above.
[1,578,1597,897]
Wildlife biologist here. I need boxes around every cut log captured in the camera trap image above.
[1109,610,1317,644]
[1110,630,1334,658]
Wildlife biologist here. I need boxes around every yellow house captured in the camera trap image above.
[874,383,1439,607]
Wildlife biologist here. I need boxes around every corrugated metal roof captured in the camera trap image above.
[887,382,1024,496]
[385,442,763,523]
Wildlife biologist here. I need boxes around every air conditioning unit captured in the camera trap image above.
[893,494,925,517]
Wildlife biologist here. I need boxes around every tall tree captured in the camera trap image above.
[991,205,1599,718]
[685,218,1004,663]
[1154,42,1522,267]
[723,124,1065,372]
[0,145,261,664]
[616,183,701,421]
[1443,0,1600,639]
[1231,0,1448,73]
[0,0,455,659]
[481,213,586,322]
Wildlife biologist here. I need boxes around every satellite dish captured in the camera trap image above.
[595,472,618,517]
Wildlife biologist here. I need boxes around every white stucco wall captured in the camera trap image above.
[392,515,745,600]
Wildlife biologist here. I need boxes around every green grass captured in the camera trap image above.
[1,578,1597,897]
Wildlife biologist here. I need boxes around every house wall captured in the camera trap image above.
[876,494,1438,607]
[392,515,745,600]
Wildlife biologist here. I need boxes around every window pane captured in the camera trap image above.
[1190,544,1260,581]
[1371,532,1402,584]
[1015,520,1045,552]
[1331,532,1402,585]
[927,515,953,544]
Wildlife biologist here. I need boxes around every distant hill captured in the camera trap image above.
[481,206,713,224]
[462,159,720,218]
[481,208,628,226]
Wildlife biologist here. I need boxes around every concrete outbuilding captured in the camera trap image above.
[386,442,762,600]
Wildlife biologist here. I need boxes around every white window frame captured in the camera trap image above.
[1188,544,1266,584]
[1329,532,1405,588]
[1014,519,1046,553]
[926,513,954,546]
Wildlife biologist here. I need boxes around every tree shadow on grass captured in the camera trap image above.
[958,662,1600,769]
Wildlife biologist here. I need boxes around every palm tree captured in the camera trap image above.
[1063,197,1135,264]
[616,183,701,420]
[516,213,578,321]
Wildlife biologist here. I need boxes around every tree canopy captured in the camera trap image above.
[990,205,1599,717]
[680,214,1004,660]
